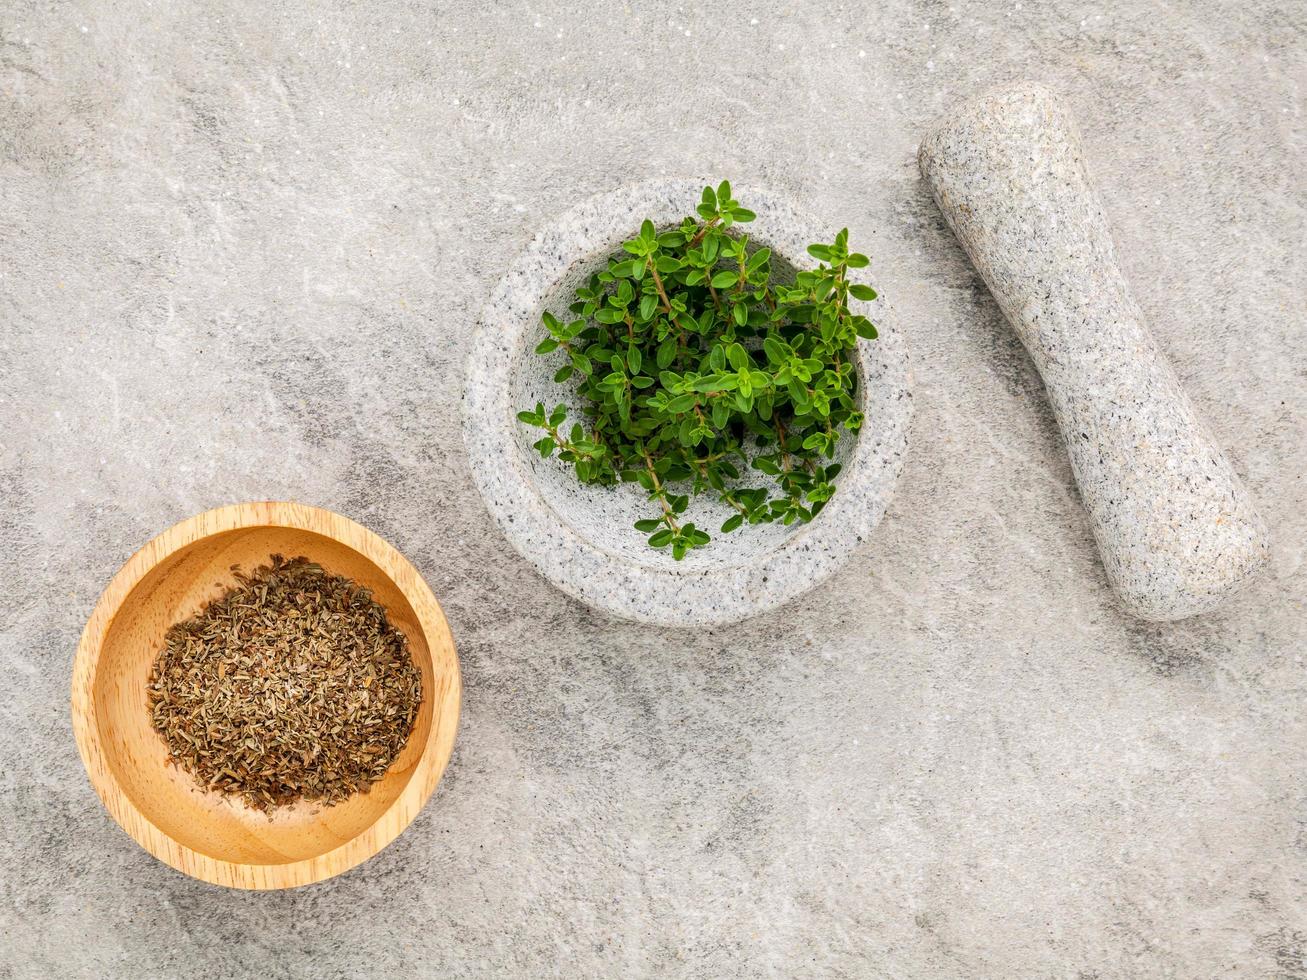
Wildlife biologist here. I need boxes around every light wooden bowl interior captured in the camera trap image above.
[71,502,460,890]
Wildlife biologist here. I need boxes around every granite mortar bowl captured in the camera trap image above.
[71,502,461,890]
[464,180,912,626]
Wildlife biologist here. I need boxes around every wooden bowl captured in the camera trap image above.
[71,502,460,890]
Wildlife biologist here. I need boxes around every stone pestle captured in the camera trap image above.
[918,82,1268,621]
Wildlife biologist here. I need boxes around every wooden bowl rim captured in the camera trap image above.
[70,501,461,890]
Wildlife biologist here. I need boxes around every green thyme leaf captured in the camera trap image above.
[518,182,878,555]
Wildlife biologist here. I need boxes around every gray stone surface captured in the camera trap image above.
[464,178,911,627]
[1,0,1304,976]
[919,82,1269,621]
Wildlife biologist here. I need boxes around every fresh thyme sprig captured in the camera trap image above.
[518,181,878,559]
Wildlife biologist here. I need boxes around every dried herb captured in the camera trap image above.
[518,180,878,558]
[147,554,422,812]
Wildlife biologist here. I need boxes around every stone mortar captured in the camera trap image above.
[918,81,1269,621]
[463,179,912,626]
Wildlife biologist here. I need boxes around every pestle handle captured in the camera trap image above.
[918,82,1267,621]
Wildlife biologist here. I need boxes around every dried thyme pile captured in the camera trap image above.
[147,554,422,812]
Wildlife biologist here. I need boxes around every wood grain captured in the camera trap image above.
[71,502,461,890]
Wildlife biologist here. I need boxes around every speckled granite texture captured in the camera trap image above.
[464,179,911,626]
[3,1,1305,977]
[919,82,1269,621]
